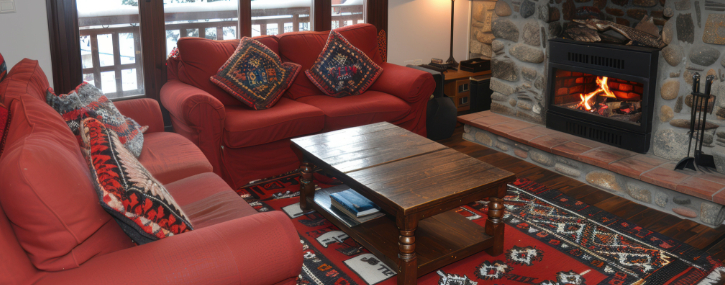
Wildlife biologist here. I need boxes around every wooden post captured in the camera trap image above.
[397,216,418,285]
[299,162,315,211]
[485,196,505,256]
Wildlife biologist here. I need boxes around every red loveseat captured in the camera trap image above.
[0,59,302,284]
[161,23,436,188]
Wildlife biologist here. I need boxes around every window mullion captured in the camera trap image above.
[313,0,331,31]
[138,0,165,101]
[240,0,251,38]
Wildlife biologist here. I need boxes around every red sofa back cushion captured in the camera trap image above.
[173,36,280,107]
[278,23,382,100]
[0,61,132,271]
[0,59,50,104]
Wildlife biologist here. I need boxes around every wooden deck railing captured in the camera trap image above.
[78,5,363,98]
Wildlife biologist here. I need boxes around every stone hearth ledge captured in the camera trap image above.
[459,111,725,227]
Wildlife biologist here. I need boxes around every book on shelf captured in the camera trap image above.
[314,186,385,228]
[328,189,384,225]
[330,189,379,217]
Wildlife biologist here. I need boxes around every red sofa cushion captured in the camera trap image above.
[80,118,193,244]
[175,36,279,107]
[0,97,132,271]
[0,102,9,156]
[278,23,382,100]
[138,132,213,185]
[0,59,51,104]
[296,91,411,132]
[223,97,325,148]
[165,172,259,229]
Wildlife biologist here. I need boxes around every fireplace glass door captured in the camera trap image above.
[552,68,645,126]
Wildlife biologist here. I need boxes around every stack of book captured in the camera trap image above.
[330,189,385,224]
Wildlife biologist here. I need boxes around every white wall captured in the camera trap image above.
[0,0,53,87]
[388,0,469,66]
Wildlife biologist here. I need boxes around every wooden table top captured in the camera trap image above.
[291,122,515,216]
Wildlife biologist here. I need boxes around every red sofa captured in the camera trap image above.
[0,59,302,284]
[161,23,436,188]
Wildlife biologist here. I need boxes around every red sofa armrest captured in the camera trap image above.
[160,80,226,174]
[369,62,436,104]
[113,98,165,133]
[37,211,302,285]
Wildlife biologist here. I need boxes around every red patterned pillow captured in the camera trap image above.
[306,31,383,98]
[0,52,6,82]
[80,117,192,244]
[211,37,301,110]
[0,102,10,156]
[46,83,146,157]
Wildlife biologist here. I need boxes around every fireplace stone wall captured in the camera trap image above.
[488,0,725,165]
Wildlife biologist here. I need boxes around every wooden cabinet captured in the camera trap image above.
[442,69,490,112]
[445,79,471,111]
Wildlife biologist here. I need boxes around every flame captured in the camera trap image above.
[576,76,616,111]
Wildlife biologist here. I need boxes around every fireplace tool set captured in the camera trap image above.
[675,73,717,171]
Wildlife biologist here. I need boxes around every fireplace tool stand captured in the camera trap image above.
[675,73,716,171]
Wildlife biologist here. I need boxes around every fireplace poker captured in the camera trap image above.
[675,73,716,171]
[695,75,716,169]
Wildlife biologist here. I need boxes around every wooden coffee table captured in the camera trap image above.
[290,122,515,285]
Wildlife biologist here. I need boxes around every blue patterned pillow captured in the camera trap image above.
[211,37,301,110]
[306,31,383,98]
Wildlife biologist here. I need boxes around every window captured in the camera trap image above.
[332,0,364,29]
[48,0,384,103]
[164,0,239,57]
[76,0,145,99]
[251,0,312,37]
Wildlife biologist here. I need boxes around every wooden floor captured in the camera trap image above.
[438,124,725,261]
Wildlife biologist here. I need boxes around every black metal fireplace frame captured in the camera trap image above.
[546,38,660,153]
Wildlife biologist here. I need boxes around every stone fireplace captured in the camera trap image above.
[486,0,725,165]
[461,0,725,226]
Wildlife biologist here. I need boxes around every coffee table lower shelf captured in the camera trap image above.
[312,188,494,277]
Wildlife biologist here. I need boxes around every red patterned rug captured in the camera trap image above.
[237,172,725,285]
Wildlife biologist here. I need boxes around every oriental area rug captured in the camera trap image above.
[236,173,725,285]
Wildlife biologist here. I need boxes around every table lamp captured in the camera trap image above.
[446,0,458,69]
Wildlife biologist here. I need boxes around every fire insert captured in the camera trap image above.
[546,39,660,153]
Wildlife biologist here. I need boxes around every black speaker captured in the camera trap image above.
[426,96,458,140]
[406,64,459,140]
[470,75,492,112]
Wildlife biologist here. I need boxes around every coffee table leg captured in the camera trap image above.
[485,196,505,256]
[299,162,315,211]
[397,217,418,285]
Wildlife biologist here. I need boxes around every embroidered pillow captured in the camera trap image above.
[210,37,301,110]
[0,52,6,82]
[0,102,10,156]
[80,118,193,244]
[46,83,146,157]
[306,31,383,98]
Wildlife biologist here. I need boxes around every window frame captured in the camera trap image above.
[45,0,388,104]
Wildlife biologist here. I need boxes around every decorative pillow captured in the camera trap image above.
[210,37,301,110]
[305,31,383,98]
[0,102,10,156]
[46,83,146,157]
[168,46,181,60]
[80,117,193,244]
[0,52,6,82]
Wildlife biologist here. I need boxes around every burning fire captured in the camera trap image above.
[576,76,617,111]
